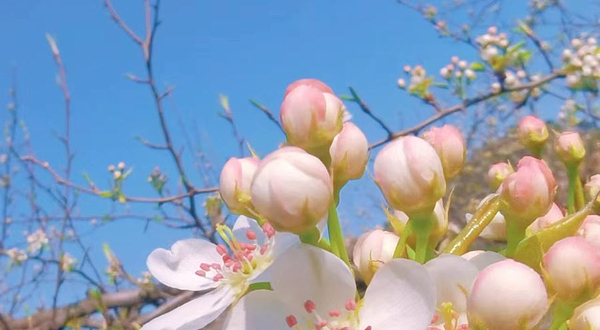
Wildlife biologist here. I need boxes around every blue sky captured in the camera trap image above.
[0,0,586,307]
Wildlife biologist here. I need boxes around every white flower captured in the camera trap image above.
[223,244,436,330]
[5,248,27,265]
[26,229,48,253]
[141,216,299,330]
[60,253,77,272]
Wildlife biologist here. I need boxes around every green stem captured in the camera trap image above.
[575,170,585,211]
[548,300,576,330]
[567,165,578,214]
[393,219,412,258]
[327,204,351,267]
[411,213,434,264]
[505,219,526,258]
[529,144,544,159]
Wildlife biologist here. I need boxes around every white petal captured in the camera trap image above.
[223,290,290,330]
[232,216,267,246]
[268,244,356,320]
[249,232,300,283]
[468,251,506,271]
[360,258,436,330]
[425,254,479,313]
[141,286,235,330]
[147,239,220,291]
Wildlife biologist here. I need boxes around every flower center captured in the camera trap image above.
[285,299,370,330]
[428,302,468,330]
[193,222,276,294]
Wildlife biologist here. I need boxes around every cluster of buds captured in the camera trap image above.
[562,37,600,90]
[107,161,127,180]
[147,166,167,194]
[398,65,433,98]
[476,26,509,62]
[440,56,476,81]
[59,253,77,272]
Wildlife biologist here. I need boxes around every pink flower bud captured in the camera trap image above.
[487,162,514,190]
[374,136,446,216]
[570,295,600,330]
[352,229,399,284]
[543,237,600,300]
[467,260,548,330]
[517,115,549,150]
[526,203,564,235]
[585,174,600,201]
[422,125,466,180]
[500,156,557,224]
[393,199,447,245]
[250,147,333,234]
[329,122,369,186]
[219,157,259,215]
[578,215,600,249]
[280,79,344,153]
[554,131,586,165]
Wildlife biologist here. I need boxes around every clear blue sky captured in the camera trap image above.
[0,0,586,307]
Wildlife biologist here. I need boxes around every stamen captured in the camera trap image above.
[212,274,224,282]
[304,300,316,313]
[315,320,328,329]
[364,326,372,330]
[200,263,211,271]
[262,222,275,238]
[345,299,356,311]
[246,230,257,240]
[195,270,206,277]
[328,310,341,317]
[286,315,298,328]
[216,244,227,255]
[211,263,222,270]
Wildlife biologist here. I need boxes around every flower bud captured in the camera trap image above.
[250,147,333,234]
[526,203,564,235]
[374,136,446,217]
[500,156,557,225]
[570,295,600,330]
[467,260,548,330]
[487,162,514,190]
[280,79,344,155]
[422,125,466,180]
[219,157,259,216]
[517,115,549,151]
[329,122,369,187]
[543,237,600,300]
[585,174,600,204]
[554,131,586,165]
[352,229,399,284]
[578,215,600,249]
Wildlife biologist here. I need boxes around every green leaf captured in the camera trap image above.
[98,191,113,198]
[506,41,526,54]
[470,62,486,71]
[338,94,354,101]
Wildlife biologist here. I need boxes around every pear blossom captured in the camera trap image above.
[141,216,298,330]
[422,125,466,180]
[223,244,436,330]
[219,157,260,216]
[26,229,48,254]
[250,147,333,233]
[393,199,447,245]
[543,237,600,300]
[374,136,446,217]
[517,115,549,150]
[4,248,27,265]
[467,260,548,330]
[570,295,600,330]
[329,122,369,187]
[352,229,399,284]
[578,215,600,248]
[555,131,586,165]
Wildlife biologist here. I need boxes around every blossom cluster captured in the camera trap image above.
[140,79,600,330]
[563,37,600,90]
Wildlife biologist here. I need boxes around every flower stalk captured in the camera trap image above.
[327,204,351,267]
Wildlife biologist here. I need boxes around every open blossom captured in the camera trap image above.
[219,157,259,216]
[517,115,549,151]
[422,125,466,180]
[280,79,344,153]
[500,156,556,224]
[353,229,399,284]
[374,136,446,217]
[26,229,48,254]
[251,147,333,234]
[141,216,298,330]
[467,260,548,330]
[223,244,436,330]
[543,237,600,300]
[60,253,77,272]
[329,122,369,187]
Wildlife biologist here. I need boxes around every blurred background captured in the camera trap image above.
[1,0,600,329]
